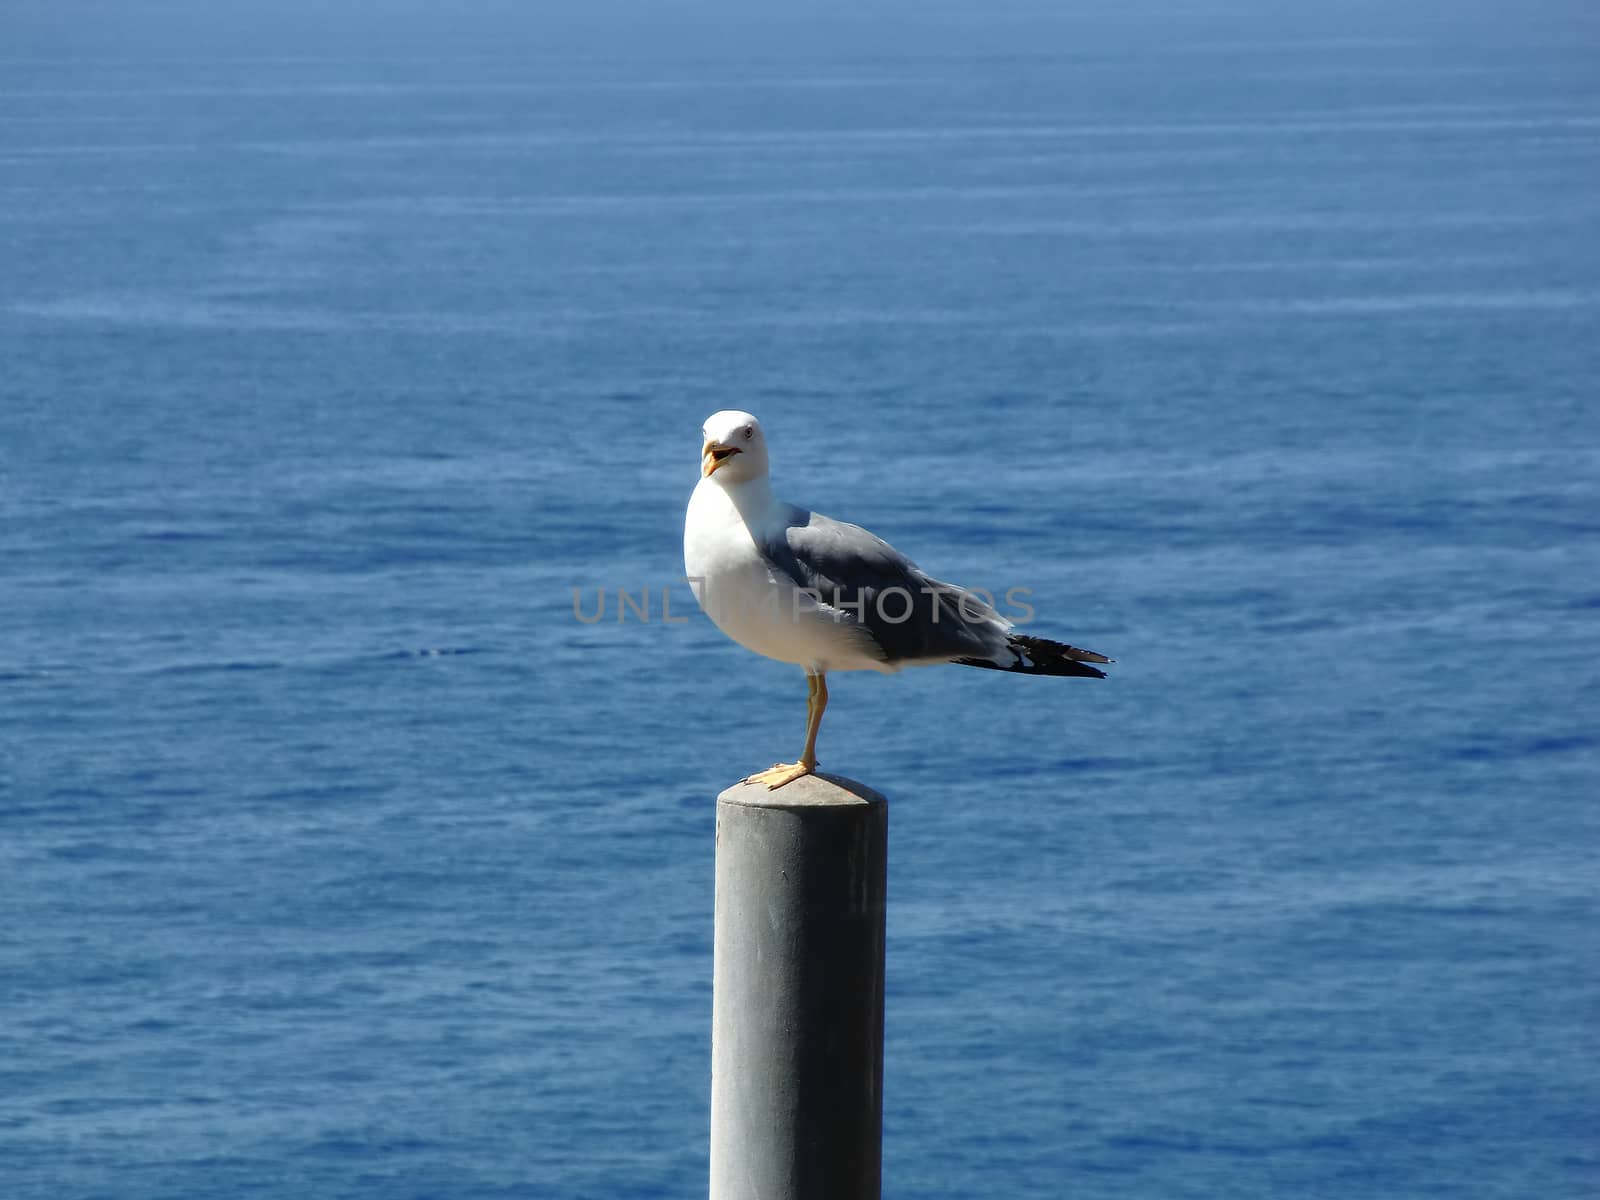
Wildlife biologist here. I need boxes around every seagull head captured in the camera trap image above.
[700,410,769,483]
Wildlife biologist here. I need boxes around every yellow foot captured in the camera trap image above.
[742,761,816,790]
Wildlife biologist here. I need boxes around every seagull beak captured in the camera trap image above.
[702,439,741,477]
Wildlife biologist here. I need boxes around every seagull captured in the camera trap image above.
[684,410,1112,789]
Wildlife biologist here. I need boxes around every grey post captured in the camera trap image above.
[709,773,888,1200]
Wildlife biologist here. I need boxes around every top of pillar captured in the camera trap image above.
[718,772,886,810]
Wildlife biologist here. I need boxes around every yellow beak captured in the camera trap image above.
[702,439,740,478]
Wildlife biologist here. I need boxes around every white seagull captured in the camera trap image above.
[683,410,1112,788]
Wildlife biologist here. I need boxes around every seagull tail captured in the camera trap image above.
[958,634,1112,679]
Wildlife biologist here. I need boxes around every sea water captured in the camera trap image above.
[3,2,1598,1196]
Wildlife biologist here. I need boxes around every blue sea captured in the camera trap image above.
[3,1,1598,1196]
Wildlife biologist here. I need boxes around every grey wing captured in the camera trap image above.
[762,507,1010,665]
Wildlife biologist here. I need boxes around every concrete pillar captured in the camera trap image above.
[709,773,888,1200]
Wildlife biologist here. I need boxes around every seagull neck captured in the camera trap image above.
[717,473,777,521]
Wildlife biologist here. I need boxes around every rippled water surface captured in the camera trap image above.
[3,2,1598,1196]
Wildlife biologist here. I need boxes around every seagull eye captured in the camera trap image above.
[743,427,753,441]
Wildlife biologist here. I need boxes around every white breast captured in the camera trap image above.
[684,478,886,672]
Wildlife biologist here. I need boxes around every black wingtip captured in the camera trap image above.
[957,634,1113,678]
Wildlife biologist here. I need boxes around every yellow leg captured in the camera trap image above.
[744,671,828,789]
